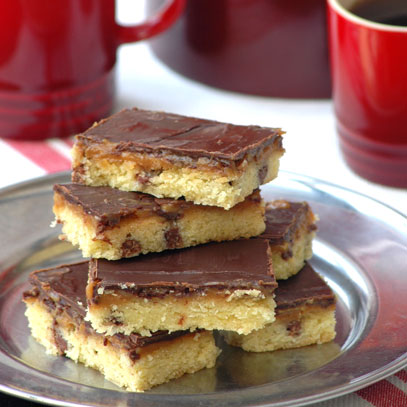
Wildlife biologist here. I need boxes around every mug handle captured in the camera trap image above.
[117,0,186,45]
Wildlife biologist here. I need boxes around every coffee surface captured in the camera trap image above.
[350,0,407,25]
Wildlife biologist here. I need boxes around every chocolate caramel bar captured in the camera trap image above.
[86,239,277,336]
[222,263,336,352]
[23,262,219,392]
[53,183,266,260]
[259,200,317,280]
[71,108,285,209]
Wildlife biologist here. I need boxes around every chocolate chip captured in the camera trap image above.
[136,170,162,185]
[108,316,123,326]
[129,350,140,361]
[281,249,293,260]
[137,174,151,185]
[72,164,85,183]
[165,227,183,249]
[121,236,142,257]
[287,320,302,337]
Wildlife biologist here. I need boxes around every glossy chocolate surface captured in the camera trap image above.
[89,240,276,295]
[26,262,189,347]
[275,263,335,312]
[78,108,284,161]
[259,201,315,246]
[54,183,190,226]
[29,261,89,317]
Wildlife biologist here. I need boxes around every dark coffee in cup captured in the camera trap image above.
[350,0,407,25]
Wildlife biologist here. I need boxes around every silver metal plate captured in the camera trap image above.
[0,171,406,407]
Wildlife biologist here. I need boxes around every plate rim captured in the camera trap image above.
[0,170,406,407]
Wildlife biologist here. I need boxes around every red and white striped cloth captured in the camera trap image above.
[1,138,407,407]
[0,138,73,187]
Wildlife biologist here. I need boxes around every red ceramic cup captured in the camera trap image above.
[0,0,185,140]
[327,0,407,188]
[148,0,331,99]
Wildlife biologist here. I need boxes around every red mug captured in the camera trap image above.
[148,0,331,99]
[0,0,185,140]
[327,0,407,188]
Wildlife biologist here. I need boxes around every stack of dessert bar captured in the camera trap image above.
[23,108,336,392]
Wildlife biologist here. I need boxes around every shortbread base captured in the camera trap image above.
[222,305,336,352]
[87,289,276,337]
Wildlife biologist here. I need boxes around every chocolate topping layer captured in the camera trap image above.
[275,263,335,312]
[30,261,89,318]
[25,262,190,348]
[77,108,284,161]
[89,240,276,300]
[259,201,315,246]
[54,183,190,227]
